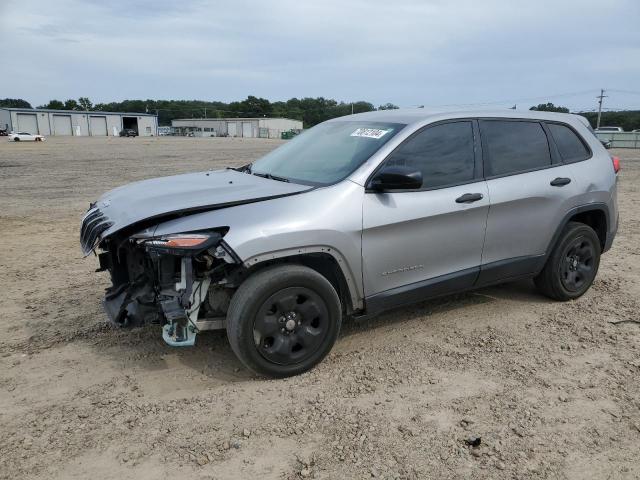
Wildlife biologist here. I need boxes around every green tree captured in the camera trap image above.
[226,96,271,117]
[378,103,399,110]
[39,99,65,109]
[64,99,80,110]
[578,110,640,131]
[352,101,375,114]
[529,103,569,113]
[54,95,379,127]
[78,97,93,110]
[0,98,32,108]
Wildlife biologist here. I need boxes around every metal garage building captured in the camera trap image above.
[0,108,158,136]
[171,117,303,139]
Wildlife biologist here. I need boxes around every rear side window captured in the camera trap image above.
[481,120,551,177]
[547,123,590,163]
[385,121,475,189]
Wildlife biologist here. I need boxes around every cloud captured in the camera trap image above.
[1,0,639,110]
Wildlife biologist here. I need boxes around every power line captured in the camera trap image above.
[600,106,640,111]
[427,89,599,108]
[608,89,640,96]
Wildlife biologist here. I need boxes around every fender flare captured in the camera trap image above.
[243,245,363,311]
[545,202,610,255]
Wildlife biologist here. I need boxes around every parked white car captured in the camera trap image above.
[8,132,46,142]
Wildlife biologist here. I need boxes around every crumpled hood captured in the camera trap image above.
[82,169,311,251]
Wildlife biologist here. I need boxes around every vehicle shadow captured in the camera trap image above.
[340,278,553,338]
[85,278,553,382]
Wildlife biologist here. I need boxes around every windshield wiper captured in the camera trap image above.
[227,163,289,183]
[252,171,290,183]
[227,163,252,173]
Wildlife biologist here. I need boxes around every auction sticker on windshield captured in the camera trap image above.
[350,128,391,139]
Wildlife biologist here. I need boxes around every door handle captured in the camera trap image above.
[550,177,571,187]
[455,193,484,203]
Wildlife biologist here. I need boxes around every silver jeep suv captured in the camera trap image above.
[81,109,619,377]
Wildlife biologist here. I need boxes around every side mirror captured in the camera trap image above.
[368,165,422,192]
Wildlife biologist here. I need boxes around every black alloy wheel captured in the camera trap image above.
[560,236,596,292]
[534,221,601,301]
[253,287,329,365]
[226,264,342,378]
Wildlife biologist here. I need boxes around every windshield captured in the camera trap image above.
[250,121,405,186]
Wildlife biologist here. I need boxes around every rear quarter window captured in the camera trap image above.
[480,120,552,177]
[546,123,590,163]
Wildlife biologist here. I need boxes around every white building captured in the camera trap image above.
[171,117,303,139]
[0,107,158,136]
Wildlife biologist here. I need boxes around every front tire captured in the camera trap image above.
[534,222,601,301]
[14,137,20,142]
[226,264,342,378]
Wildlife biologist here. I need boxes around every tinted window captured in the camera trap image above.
[385,121,475,188]
[547,123,590,163]
[481,121,551,177]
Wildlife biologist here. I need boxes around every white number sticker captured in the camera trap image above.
[350,128,390,139]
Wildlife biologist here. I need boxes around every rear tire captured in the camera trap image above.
[226,264,342,378]
[14,137,20,142]
[534,222,600,301]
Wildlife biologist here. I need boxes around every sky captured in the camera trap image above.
[1,0,639,112]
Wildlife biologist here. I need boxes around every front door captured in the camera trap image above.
[362,120,489,300]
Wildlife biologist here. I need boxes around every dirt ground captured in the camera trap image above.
[0,136,638,480]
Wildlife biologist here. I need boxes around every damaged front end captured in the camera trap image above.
[82,208,242,347]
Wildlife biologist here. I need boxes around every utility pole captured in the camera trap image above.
[204,107,207,118]
[596,89,607,129]
[351,103,354,115]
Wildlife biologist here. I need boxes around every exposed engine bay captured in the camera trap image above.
[92,224,242,347]
[77,166,316,349]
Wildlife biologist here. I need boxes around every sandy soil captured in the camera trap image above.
[0,136,638,480]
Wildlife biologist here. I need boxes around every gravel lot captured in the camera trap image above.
[1,136,638,480]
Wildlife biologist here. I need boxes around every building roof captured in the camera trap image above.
[172,117,300,122]
[0,107,157,117]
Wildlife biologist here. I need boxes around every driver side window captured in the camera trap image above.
[386,121,475,189]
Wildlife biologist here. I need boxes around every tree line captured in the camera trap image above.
[2,97,640,130]
[529,103,640,131]
[2,96,398,128]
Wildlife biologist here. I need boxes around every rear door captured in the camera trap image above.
[478,119,582,283]
[362,120,489,298]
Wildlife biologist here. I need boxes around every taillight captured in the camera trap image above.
[611,155,621,174]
